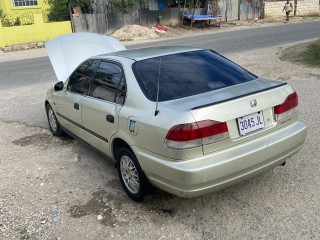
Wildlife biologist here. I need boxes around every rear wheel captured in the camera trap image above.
[116,148,146,201]
[46,104,63,136]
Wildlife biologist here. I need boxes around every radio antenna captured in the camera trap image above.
[154,58,161,116]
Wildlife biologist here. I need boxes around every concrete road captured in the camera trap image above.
[129,20,320,52]
[0,20,319,128]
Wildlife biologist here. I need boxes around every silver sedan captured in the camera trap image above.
[45,33,307,201]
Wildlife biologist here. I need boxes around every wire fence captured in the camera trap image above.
[0,11,35,27]
[42,9,50,23]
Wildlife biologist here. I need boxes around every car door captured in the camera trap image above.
[55,60,99,139]
[82,61,126,156]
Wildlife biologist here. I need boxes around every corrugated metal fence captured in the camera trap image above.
[72,8,184,34]
[73,1,263,35]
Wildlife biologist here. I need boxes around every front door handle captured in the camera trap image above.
[74,103,79,110]
[106,115,114,123]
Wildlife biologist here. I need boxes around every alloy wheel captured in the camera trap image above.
[48,108,58,133]
[120,155,140,194]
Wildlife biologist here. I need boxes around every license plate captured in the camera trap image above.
[237,111,265,136]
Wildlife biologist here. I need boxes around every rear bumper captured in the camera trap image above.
[133,121,307,198]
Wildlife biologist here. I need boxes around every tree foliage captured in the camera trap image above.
[75,0,94,13]
[45,0,93,22]
[45,0,139,20]
[46,0,70,22]
[109,0,135,12]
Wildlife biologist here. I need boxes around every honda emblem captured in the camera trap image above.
[250,99,257,108]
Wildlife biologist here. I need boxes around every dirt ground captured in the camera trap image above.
[0,39,320,239]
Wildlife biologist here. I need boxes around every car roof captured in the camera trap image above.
[96,46,203,61]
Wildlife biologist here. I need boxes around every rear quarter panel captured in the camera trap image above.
[111,58,203,160]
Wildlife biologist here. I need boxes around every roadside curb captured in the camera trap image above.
[0,42,45,53]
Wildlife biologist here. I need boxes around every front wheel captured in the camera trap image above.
[46,104,63,136]
[116,148,146,201]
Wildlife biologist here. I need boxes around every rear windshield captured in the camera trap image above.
[132,50,257,102]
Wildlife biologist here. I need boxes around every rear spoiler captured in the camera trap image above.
[192,79,287,110]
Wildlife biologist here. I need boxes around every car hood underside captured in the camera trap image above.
[45,32,126,82]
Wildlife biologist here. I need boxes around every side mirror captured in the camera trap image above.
[54,81,64,91]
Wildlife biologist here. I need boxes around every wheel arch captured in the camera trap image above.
[112,138,131,166]
[112,138,156,199]
[45,100,55,112]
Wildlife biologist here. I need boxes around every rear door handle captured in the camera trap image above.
[106,115,114,123]
[74,103,79,110]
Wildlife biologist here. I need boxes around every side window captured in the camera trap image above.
[115,78,126,104]
[90,62,126,104]
[67,60,99,95]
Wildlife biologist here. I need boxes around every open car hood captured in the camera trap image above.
[45,32,126,82]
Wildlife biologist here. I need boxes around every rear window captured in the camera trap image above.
[132,50,257,101]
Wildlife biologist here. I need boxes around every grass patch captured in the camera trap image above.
[298,14,320,18]
[280,39,320,67]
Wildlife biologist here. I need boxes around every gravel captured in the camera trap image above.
[0,41,319,239]
[111,25,160,41]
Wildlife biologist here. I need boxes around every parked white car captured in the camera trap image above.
[45,33,307,201]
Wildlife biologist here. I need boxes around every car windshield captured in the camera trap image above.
[132,50,257,102]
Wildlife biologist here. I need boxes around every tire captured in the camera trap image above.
[46,104,63,136]
[116,148,146,201]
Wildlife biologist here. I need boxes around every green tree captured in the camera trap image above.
[46,0,70,22]
[45,0,93,22]
[109,0,135,12]
[76,0,94,13]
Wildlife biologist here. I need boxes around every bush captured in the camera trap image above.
[14,17,21,26]
[109,0,135,13]
[280,39,320,67]
[47,0,70,22]
[46,0,93,22]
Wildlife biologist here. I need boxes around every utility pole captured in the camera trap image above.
[67,0,75,32]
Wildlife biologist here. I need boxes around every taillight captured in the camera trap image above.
[165,120,229,149]
[274,92,298,121]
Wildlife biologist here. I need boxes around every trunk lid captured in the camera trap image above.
[162,78,296,155]
[161,78,285,116]
[188,79,289,122]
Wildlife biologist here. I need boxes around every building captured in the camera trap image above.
[0,0,48,14]
[0,0,71,49]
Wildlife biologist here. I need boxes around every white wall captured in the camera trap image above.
[264,0,320,18]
